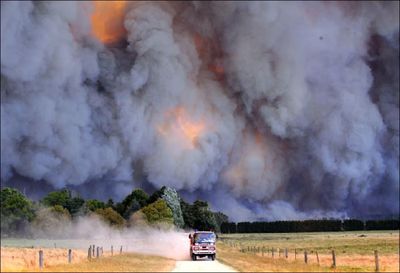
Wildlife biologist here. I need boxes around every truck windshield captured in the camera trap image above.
[194,233,216,243]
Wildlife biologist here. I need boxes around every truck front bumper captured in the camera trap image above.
[192,250,216,255]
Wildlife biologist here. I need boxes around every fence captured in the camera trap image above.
[36,244,126,270]
[225,240,382,272]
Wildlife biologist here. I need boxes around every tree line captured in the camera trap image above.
[0,186,228,237]
[221,219,400,233]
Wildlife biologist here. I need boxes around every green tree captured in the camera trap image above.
[141,199,174,225]
[161,187,185,228]
[181,199,195,228]
[1,187,35,236]
[213,211,229,232]
[41,189,71,208]
[116,189,149,219]
[41,189,84,216]
[95,207,126,228]
[106,198,115,209]
[85,199,106,212]
[181,200,218,231]
[147,186,166,205]
[192,200,218,231]
[67,196,85,215]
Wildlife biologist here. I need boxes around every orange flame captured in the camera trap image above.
[157,107,205,148]
[91,1,127,44]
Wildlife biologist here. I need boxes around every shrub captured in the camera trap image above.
[141,199,174,226]
[95,207,126,228]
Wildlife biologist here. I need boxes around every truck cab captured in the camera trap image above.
[188,231,217,261]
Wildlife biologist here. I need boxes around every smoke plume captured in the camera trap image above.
[1,1,399,220]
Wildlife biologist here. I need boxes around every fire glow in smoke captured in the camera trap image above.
[158,107,206,148]
[1,1,399,221]
[91,1,127,44]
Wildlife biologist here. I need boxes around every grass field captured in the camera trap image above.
[1,247,175,272]
[217,230,399,272]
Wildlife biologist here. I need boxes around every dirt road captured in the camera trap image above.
[172,260,237,272]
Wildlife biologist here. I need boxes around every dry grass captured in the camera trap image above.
[42,253,175,272]
[1,247,88,272]
[217,243,330,272]
[217,231,399,272]
[1,247,175,272]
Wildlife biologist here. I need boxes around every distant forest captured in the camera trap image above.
[221,219,400,233]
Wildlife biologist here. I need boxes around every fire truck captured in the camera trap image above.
[188,231,217,261]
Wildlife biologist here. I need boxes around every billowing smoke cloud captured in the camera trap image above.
[1,1,399,220]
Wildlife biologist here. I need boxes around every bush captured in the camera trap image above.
[141,199,174,226]
[95,207,126,228]
[129,210,149,228]
[31,205,71,238]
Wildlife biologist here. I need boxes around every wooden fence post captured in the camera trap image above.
[38,250,44,270]
[68,249,72,264]
[88,246,92,259]
[262,246,264,256]
[295,248,297,260]
[316,251,319,265]
[331,250,336,268]
[304,250,308,264]
[92,245,95,257]
[374,250,379,272]
[96,247,99,258]
[111,245,113,256]
[120,245,123,254]
[285,248,288,259]
[278,248,281,257]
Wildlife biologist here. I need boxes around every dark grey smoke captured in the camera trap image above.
[1,1,398,221]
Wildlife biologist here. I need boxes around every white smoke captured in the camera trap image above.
[1,1,399,220]
[28,214,189,260]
